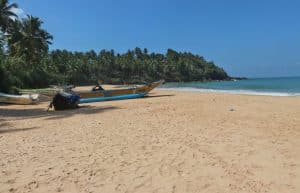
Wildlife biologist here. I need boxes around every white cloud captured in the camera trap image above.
[11,7,26,19]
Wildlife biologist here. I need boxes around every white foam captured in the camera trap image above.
[157,87,300,97]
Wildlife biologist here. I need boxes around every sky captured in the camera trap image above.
[13,0,300,77]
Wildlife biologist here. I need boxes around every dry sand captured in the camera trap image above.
[0,90,300,193]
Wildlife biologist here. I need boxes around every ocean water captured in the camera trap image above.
[159,77,300,96]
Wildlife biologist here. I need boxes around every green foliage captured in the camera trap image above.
[7,15,53,66]
[0,0,18,33]
[40,48,230,85]
[1,47,230,92]
[0,57,21,93]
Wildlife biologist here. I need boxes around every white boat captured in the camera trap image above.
[0,92,39,105]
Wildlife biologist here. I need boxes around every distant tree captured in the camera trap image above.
[134,47,143,59]
[143,48,148,55]
[166,49,179,61]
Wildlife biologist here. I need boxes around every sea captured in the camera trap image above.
[159,76,300,96]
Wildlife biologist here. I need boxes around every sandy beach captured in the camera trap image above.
[0,90,299,193]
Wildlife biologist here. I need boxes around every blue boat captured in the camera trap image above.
[79,92,147,103]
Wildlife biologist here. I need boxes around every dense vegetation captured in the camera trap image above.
[0,0,230,93]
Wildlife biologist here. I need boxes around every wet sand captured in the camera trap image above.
[0,90,300,193]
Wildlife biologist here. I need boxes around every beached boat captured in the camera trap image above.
[79,80,164,103]
[20,85,74,98]
[20,80,163,103]
[0,92,39,105]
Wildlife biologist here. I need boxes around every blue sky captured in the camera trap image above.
[14,0,300,77]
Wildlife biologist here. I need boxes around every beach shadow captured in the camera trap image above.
[45,105,119,120]
[0,105,119,120]
[0,103,14,106]
[0,126,39,134]
[0,122,39,134]
[0,122,9,128]
[145,94,175,98]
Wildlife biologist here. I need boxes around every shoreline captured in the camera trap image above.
[158,87,300,97]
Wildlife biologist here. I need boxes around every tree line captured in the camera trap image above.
[0,0,230,93]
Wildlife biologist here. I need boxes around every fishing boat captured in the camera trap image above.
[20,80,163,103]
[0,92,39,105]
[20,85,74,98]
[79,80,164,103]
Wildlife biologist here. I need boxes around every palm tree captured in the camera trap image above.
[7,15,53,66]
[0,0,18,33]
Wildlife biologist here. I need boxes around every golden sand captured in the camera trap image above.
[0,90,300,193]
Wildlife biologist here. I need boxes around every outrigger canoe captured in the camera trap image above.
[79,80,164,103]
[20,80,164,103]
[0,92,39,105]
[20,85,74,98]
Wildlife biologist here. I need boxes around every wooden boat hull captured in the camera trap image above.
[78,80,164,99]
[21,86,74,98]
[0,93,39,105]
[20,88,60,98]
